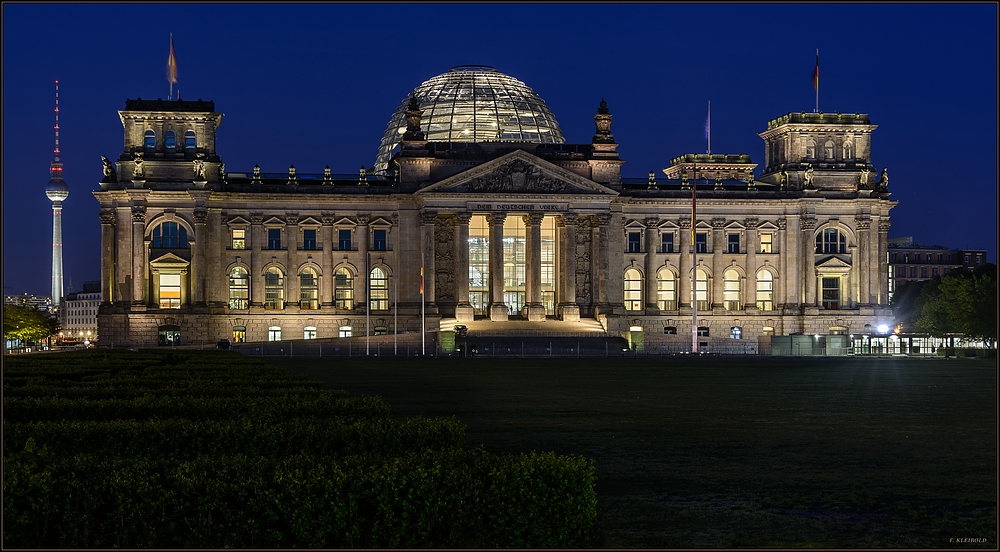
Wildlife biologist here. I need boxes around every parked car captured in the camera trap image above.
[216,339,231,350]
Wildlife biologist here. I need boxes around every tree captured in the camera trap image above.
[891,279,933,332]
[3,305,59,344]
[914,264,997,348]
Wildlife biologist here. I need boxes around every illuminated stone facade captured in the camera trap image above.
[95,71,896,348]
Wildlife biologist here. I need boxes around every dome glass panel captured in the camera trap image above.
[375,66,565,173]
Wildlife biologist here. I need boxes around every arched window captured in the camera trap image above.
[815,228,847,254]
[300,268,319,309]
[184,130,196,149]
[824,140,835,159]
[624,268,643,311]
[165,130,176,150]
[805,139,816,159]
[232,325,246,343]
[756,270,774,311]
[229,267,249,309]
[335,268,354,309]
[369,267,388,311]
[152,222,188,248]
[723,269,741,311]
[657,268,676,310]
[144,130,155,150]
[695,268,709,311]
[843,141,853,160]
[264,267,284,310]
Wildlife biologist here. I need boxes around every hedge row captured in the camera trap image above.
[3,384,333,400]
[4,449,597,548]
[3,392,378,423]
[4,415,463,460]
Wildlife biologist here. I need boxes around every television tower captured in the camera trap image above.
[45,80,69,308]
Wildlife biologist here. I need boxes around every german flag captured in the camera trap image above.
[167,33,178,85]
[812,49,819,90]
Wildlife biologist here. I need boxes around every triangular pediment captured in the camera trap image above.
[263,216,285,226]
[658,220,680,229]
[757,221,779,230]
[149,251,190,266]
[227,215,250,226]
[298,216,322,226]
[816,255,852,268]
[624,219,647,229]
[417,150,618,196]
[369,217,393,227]
[725,221,746,230]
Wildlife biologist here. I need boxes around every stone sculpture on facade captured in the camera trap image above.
[858,167,870,189]
[467,160,569,193]
[192,155,206,180]
[101,155,117,182]
[132,152,144,179]
[803,164,815,189]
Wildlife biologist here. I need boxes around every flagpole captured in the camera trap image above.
[707,101,711,155]
[814,48,819,113]
[691,163,698,354]
[366,251,370,356]
[421,247,426,356]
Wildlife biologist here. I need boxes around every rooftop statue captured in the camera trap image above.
[101,155,117,182]
[858,167,870,189]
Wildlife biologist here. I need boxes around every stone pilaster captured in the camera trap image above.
[678,217,691,309]
[801,218,817,307]
[285,213,299,307]
[711,217,726,309]
[130,204,146,309]
[524,212,545,321]
[419,211,437,310]
[249,212,264,307]
[877,219,891,305]
[357,214,370,311]
[645,217,658,311]
[558,214,579,321]
[855,216,872,306]
[321,214,335,308]
[744,218,758,308]
[193,207,207,306]
[595,214,612,310]
[455,213,474,322]
[99,209,116,305]
[488,212,508,321]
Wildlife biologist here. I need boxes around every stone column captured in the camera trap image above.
[645,217,658,311]
[522,213,545,321]
[249,213,264,307]
[357,214,370,311]
[208,209,224,307]
[711,218,725,310]
[454,213,474,322]
[321,215,335,308]
[131,204,146,308]
[488,212,508,321]
[193,207,207,306]
[99,209,116,305]
[286,214,300,307]
[855,216,872,306]
[802,218,817,307]
[776,218,789,309]
[877,219,890,306]
[595,214,612,310]
[678,217,691,309]
[420,211,437,310]
[744,218,758,309]
[558,214,579,321]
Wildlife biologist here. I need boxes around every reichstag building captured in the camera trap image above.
[95,65,896,347]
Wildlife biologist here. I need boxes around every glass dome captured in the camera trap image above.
[374,65,565,173]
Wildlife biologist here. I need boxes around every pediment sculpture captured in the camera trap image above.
[466,159,570,193]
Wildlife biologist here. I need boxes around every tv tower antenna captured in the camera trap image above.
[45,80,69,307]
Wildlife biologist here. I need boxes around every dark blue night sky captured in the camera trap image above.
[3,3,996,296]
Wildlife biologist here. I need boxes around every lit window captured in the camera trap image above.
[815,228,846,254]
[369,267,389,311]
[339,326,352,338]
[661,233,674,253]
[268,326,281,341]
[303,326,317,340]
[264,268,284,309]
[144,130,155,150]
[903,254,909,263]
[159,274,181,309]
[339,229,352,251]
[165,130,176,150]
[843,142,853,159]
[372,229,387,251]
[695,268,709,310]
[756,270,774,311]
[728,233,740,254]
[730,326,742,340]
[759,233,773,253]
[335,268,354,309]
[184,130,196,149]
[229,267,249,309]
[627,232,641,253]
[656,269,676,310]
[824,140,835,159]
[695,233,707,253]
[374,326,388,336]
[268,229,281,250]
[624,268,643,311]
[300,268,319,309]
[723,269,741,310]
[231,228,246,250]
[805,140,816,158]
[822,277,840,310]
[152,222,188,248]
[303,229,317,250]
[232,325,246,343]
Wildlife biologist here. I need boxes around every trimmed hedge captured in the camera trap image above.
[3,449,597,548]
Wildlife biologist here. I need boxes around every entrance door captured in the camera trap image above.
[504,291,525,317]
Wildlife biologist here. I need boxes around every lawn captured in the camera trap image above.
[269,356,997,548]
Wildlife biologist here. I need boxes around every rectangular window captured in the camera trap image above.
[910,266,917,278]
[627,231,641,253]
[728,233,740,254]
[372,229,387,251]
[914,253,921,263]
[937,253,943,264]
[231,228,246,250]
[159,274,181,309]
[661,233,674,253]
[903,254,909,263]
[759,233,772,254]
[695,233,707,253]
[339,229,352,251]
[921,266,927,278]
[932,267,938,277]
[303,327,317,340]
[303,229,317,250]
[822,277,840,310]
[267,228,281,250]
[890,252,897,263]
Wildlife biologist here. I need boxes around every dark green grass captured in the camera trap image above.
[267,356,997,548]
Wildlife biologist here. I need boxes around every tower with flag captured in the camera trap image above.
[167,33,178,100]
